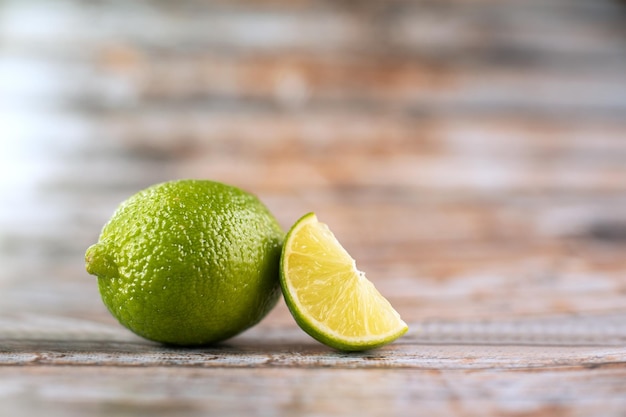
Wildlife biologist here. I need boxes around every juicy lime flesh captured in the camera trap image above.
[281,213,408,351]
[85,179,284,346]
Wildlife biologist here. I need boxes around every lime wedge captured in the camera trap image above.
[280,213,408,351]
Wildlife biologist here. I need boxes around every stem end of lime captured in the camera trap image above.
[85,243,118,278]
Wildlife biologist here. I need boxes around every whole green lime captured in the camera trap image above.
[85,179,284,346]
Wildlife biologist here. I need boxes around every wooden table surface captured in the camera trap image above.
[2,0,626,416]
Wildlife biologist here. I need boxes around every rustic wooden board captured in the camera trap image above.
[1,314,625,416]
[2,335,626,370]
[1,0,626,415]
[2,366,625,417]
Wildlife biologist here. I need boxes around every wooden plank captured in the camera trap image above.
[1,366,625,417]
[1,307,625,368]
[2,340,625,370]
[4,0,624,58]
[5,48,626,115]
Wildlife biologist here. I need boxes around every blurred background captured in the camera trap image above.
[1,0,626,340]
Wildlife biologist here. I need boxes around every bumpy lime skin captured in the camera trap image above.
[85,179,284,346]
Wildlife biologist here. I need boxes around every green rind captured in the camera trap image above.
[85,179,284,346]
[280,212,409,352]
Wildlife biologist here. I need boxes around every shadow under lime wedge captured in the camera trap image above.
[280,213,408,351]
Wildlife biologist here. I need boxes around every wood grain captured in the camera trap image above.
[2,366,625,417]
[1,0,626,415]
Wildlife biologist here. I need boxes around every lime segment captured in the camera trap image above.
[280,213,408,351]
